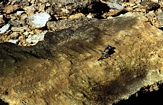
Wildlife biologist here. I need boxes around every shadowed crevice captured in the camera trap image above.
[0,99,8,105]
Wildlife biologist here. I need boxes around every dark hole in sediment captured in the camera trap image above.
[0,99,8,105]
[113,83,163,105]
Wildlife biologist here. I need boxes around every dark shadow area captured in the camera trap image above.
[158,26,163,31]
[114,83,163,105]
[107,47,115,55]
[69,65,147,105]
[77,1,110,19]
[0,0,9,5]
[0,99,8,105]
[141,1,160,13]
[91,67,147,105]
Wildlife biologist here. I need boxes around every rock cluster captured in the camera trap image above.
[0,0,163,46]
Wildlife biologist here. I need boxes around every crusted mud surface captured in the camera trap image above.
[0,13,163,105]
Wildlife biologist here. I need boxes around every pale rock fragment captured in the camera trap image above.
[87,13,94,18]
[8,39,18,44]
[69,13,85,19]
[26,31,47,45]
[151,0,159,3]
[9,32,19,39]
[0,24,10,34]
[27,12,51,28]
[16,11,25,15]
[107,3,124,9]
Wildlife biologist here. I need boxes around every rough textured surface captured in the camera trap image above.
[0,13,163,105]
[0,0,163,46]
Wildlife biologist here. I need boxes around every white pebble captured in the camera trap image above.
[8,39,18,44]
[0,24,10,34]
[16,11,24,15]
[107,3,124,10]
[26,31,47,45]
[27,12,51,28]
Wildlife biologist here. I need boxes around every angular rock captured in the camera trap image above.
[108,3,124,9]
[3,5,19,14]
[9,32,19,39]
[69,13,85,19]
[0,15,5,26]
[48,0,98,17]
[0,24,10,34]
[11,26,28,32]
[27,12,51,28]
[26,31,47,45]
[0,13,163,105]
[8,39,18,44]
[16,11,24,15]
[23,5,35,15]
[9,19,26,27]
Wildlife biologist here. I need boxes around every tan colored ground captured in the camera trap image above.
[0,13,163,105]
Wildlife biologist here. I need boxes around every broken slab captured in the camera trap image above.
[0,13,163,105]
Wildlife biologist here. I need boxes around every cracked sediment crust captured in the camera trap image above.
[0,13,163,105]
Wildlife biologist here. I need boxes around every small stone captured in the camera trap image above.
[20,13,28,20]
[151,0,159,3]
[102,9,123,18]
[147,11,156,17]
[9,32,19,39]
[125,6,133,12]
[8,14,17,20]
[9,19,25,27]
[107,3,124,10]
[23,31,29,36]
[34,29,42,34]
[156,8,163,14]
[37,3,45,12]
[0,15,5,26]
[3,5,19,14]
[16,11,24,15]
[87,13,94,18]
[0,24,10,34]
[24,5,35,15]
[29,0,36,4]
[45,2,51,7]
[11,26,28,32]
[18,35,25,40]
[26,31,47,45]
[27,12,51,28]
[69,13,85,19]
[8,39,18,44]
